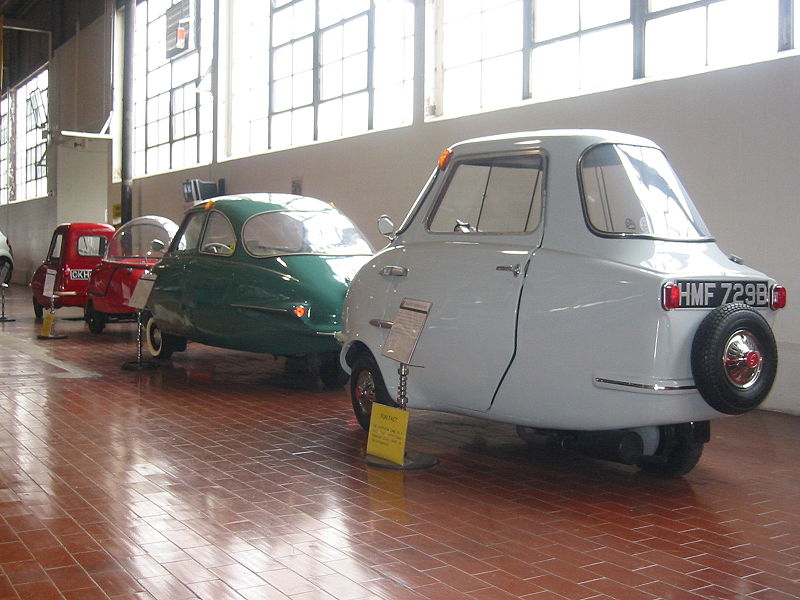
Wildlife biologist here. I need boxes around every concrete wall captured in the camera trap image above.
[3,10,798,413]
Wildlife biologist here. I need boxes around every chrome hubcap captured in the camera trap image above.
[723,329,763,389]
[354,370,375,414]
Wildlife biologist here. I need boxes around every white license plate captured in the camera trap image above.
[70,270,92,280]
[675,280,769,308]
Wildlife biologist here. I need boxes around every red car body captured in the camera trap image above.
[31,223,116,317]
[85,216,177,333]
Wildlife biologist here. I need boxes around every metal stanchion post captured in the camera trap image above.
[122,310,159,371]
[38,296,67,340]
[0,283,14,323]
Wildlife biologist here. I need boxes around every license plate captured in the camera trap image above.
[675,280,769,308]
[70,270,92,280]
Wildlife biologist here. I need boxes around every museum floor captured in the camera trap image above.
[0,285,797,600]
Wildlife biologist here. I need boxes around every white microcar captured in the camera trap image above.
[339,130,786,476]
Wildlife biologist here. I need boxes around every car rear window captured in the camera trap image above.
[242,210,372,257]
[77,236,108,257]
[580,143,711,241]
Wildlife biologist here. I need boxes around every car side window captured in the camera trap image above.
[173,211,206,252]
[428,154,544,234]
[77,236,107,257]
[200,211,236,256]
[47,233,63,262]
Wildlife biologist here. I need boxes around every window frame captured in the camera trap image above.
[425,150,548,236]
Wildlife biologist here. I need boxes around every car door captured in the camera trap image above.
[150,209,207,336]
[382,152,546,413]
[185,209,238,345]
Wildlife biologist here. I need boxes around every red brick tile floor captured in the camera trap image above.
[0,284,797,600]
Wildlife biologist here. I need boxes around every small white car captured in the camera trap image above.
[339,130,787,476]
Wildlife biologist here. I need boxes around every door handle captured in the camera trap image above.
[496,264,521,277]
[381,265,408,277]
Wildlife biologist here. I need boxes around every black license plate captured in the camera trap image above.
[675,280,769,308]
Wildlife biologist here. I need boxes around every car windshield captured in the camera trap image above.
[243,210,373,257]
[580,144,711,241]
[107,218,179,259]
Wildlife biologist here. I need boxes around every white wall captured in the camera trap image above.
[4,14,798,413]
[130,54,800,414]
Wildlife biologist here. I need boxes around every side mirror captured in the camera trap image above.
[377,215,396,240]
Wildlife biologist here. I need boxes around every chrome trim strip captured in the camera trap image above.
[230,304,287,313]
[594,377,696,392]
[369,318,393,329]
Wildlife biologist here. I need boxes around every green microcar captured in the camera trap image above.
[144,194,373,387]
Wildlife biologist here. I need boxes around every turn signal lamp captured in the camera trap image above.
[770,285,787,310]
[438,149,452,170]
[293,305,307,318]
[662,283,680,310]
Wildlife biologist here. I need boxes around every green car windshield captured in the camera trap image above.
[243,210,372,257]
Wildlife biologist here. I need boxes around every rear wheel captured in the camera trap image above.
[144,314,185,359]
[637,422,707,477]
[32,296,44,319]
[85,302,106,334]
[319,353,349,389]
[350,352,396,430]
[691,303,777,415]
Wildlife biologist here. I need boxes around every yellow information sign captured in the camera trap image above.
[367,403,409,466]
[40,312,55,337]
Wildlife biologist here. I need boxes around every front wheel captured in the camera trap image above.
[145,315,186,359]
[350,353,396,430]
[85,302,106,334]
[32,296,44,319]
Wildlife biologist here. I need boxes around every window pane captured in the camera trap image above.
[707,0,778,67]
[580,0,629,29]
[649,0,694,11]
[443,63,482,116]
[531,38,579,101]
[645,9,706,77]
[534,0,579,41]
[482,2,522,58]
[580,24,633,90]
[482,53,522,108]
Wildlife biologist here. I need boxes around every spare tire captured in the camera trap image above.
[691,303,777,415]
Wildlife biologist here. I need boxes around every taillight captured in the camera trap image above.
[662,282,680,310]
[770,285,787,310]
[293,305,308,318]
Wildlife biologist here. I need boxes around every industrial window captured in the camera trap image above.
[0,96,9,205]
[223,0,413,156]
[645,0,780,78]
[428,0,797,117]
[132,0,215,176]
[15,70,49,201]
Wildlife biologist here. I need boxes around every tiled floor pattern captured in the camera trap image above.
[0,285,798,599]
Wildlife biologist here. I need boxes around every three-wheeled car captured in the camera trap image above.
[144,194,373,387]
[31,223,116,318]
[338,130,787,476]
[85,215,178,333]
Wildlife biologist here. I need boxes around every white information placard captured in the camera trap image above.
[43,269,57,298]
[382,298,432,364]
[128,272,157,310]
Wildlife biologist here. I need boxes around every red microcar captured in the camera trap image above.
[85,215,178,333]
[31,222,117,318]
